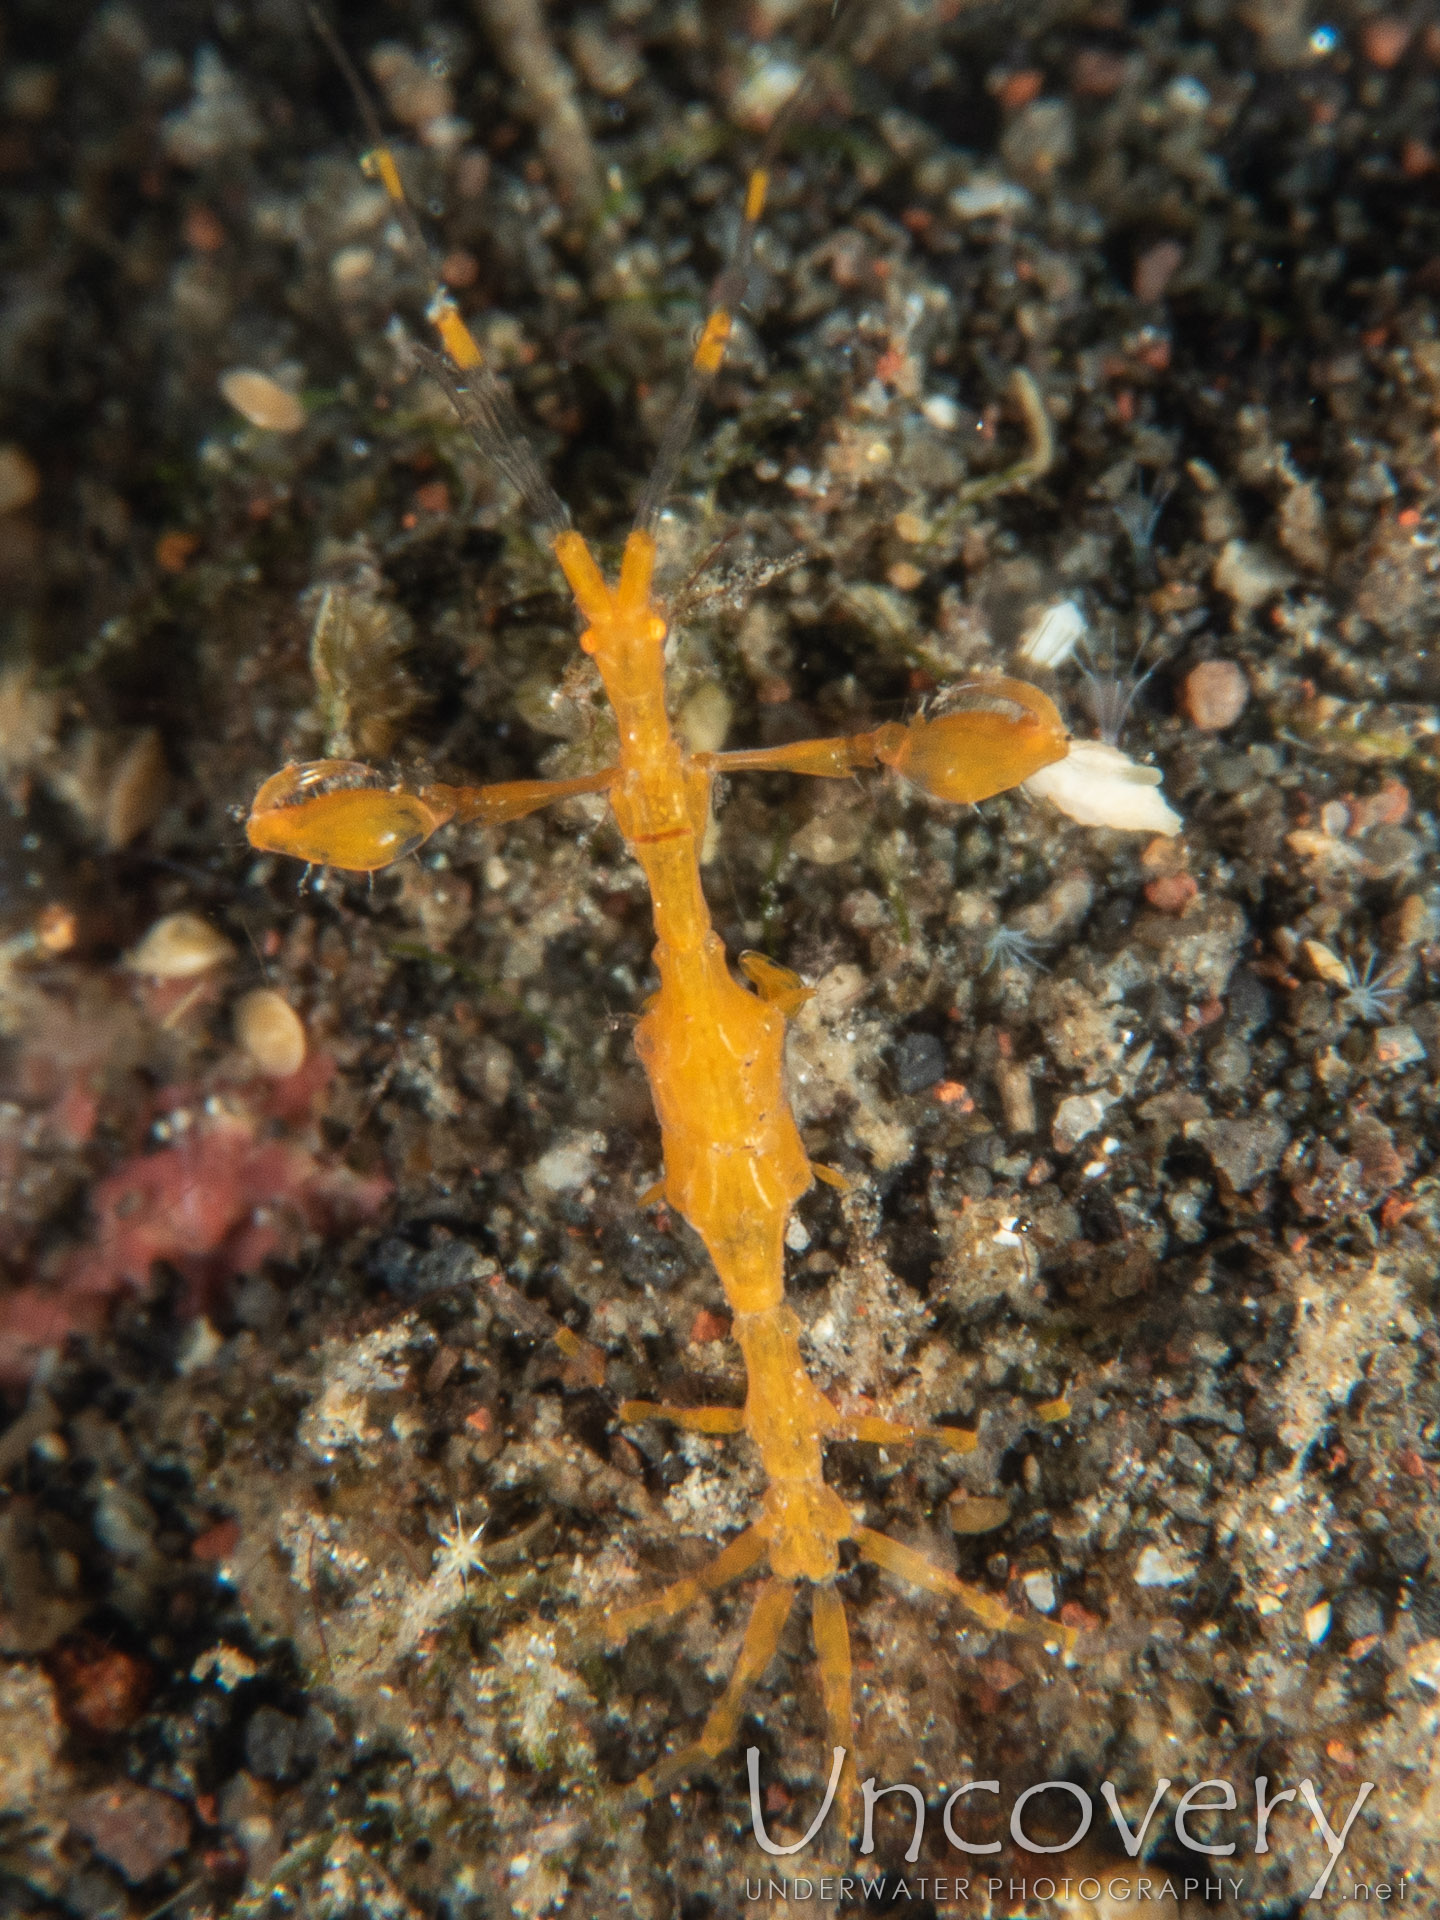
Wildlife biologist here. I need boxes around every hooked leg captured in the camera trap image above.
[597,1523,767,1648]
[854,1526,1071,1647]
[630,1576,796,1799]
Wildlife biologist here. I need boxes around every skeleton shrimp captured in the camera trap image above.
[246,17,1178,1847]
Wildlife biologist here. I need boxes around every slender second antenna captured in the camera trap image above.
[631,4,859,537]
[308,4,570,539]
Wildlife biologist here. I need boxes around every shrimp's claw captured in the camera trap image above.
[246,760,454,872]
[874,679,1070,805]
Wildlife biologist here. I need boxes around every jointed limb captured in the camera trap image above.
[630,1577,796,1799]
[833,1413,979,1454]
[597,1523,767,1649]
[810,1583,856,1835]
[618,1401,747,1436]
[855,1526,1067,1644]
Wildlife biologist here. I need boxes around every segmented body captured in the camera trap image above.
[242,21,1136,1839]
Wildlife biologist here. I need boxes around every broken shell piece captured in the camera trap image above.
[1301,939,1351,987]
[124,912,236,979]
[1017,598,1086,670]
[103,728,168,849]
[219,368,306,433]
[234,987,306,1078]
[1023,738,1182,835]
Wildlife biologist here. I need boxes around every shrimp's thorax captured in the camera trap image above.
[559,530,814,1322]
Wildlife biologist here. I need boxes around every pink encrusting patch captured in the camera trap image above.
[0,1054,389,1387]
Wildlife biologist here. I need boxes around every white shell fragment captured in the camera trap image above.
[235,987,307,1078]
[219,368,306,433]
[124,912,236,979]
[1134,1544,1194,1587]
[1018,598,1086,670]
[1024,739,1182,835]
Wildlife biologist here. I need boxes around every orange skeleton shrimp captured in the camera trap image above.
[247,22,1079,1840]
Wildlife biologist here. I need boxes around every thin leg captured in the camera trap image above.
[597,1524,768,1649]
[631,1577,796,1798]
[700,732,893,780]
[440,768,616,828]
[618,1400,746,1435]
[833,1414,979,1454]
[810,1583,856,1842]
[854,1525,1068,1644]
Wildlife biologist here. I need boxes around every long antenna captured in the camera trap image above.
[308,5,571,540]
[631,5,857,538]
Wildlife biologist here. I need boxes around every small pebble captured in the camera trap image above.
[1213,539,1296,613]
[244,1703,301,1781]
[125,911,235,979]
[1304,1598,1332,1644]
[731,56,803,130]
[1336,1586,1386,1642]
[0,444,40,514]
[58,1867,128,1920]
[234,987,307,1078]
[1361,16,1410,66]
[1133,238,1185,303]
[1373,1024,1425,1071]
[1143,871,1199,914]
[950,1494,1011,1534]
[219,367,306,433]
[1184,1114,1288,1192]
[70,1782,189,1885]
[948,175,1032,220]
[1302,938,1351,987]
[894,1031,946,1095]
[1182,659,1249,731]
[1052,1089,1112,1152]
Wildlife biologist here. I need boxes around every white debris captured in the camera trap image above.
[1022,1569,1057,1613]
[191,1644,259,1690]
[1404,1639,1440,1693]
[1304,1599,1332,1644]
[1052,1089,1113,1152]
[1024,739,1182,835]
[1018,598,1087,670]
[948,175,1032,220]
[921,394,962,432]
[1134,1544,1195,1588]
[525,1131,605,1196]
